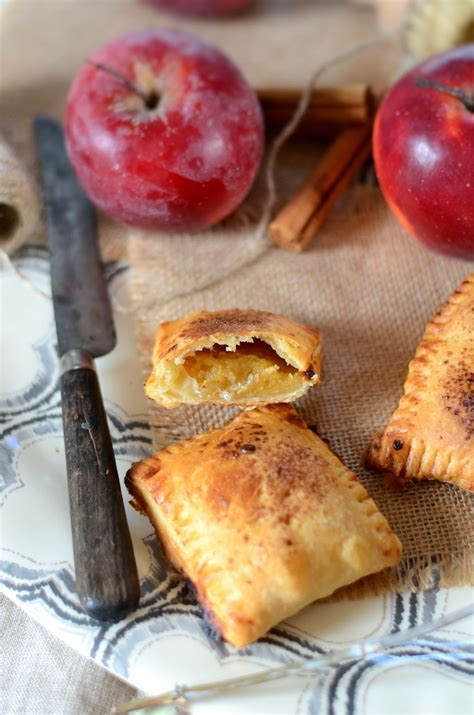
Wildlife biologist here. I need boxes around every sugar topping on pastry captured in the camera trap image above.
[126,404,401,648]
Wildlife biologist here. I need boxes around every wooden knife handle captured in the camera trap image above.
[60,362,140,620]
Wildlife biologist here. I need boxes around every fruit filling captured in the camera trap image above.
[157,339,307,404]
[183,340,300,401]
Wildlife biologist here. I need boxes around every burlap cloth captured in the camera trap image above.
[1,0,472,610]
[0,594,137,714]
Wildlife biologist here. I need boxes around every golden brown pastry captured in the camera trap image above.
[145,309,322,408]
[126,404,402,648]
[366,274,474,491]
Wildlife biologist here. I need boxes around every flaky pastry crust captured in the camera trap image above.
[145,309,323,408]
[126,404,401,648]
[366,274,474,491]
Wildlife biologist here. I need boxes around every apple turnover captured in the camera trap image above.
[126,404,402,648]
[145,309,323,408]
[366,274,474,491]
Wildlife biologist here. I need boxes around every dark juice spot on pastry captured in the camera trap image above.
[286,412,307,428]
[240,444,256,453]
[392,440,404,451]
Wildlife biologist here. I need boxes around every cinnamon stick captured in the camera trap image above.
[257,84,373,135]
[268,124,372,253]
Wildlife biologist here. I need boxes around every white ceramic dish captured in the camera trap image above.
[1,246,472,714]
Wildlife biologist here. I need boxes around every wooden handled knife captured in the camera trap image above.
[34,116,140,620]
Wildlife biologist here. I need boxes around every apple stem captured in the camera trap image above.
[86,59,160,110]
[415,76,474,113]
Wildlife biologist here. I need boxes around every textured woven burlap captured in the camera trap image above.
[130,178,474,594]
[1,0,472,611]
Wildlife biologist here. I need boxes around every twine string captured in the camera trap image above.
[0,247,51,300]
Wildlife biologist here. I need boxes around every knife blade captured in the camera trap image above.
[34,116,139,620]
[34,117,115,357]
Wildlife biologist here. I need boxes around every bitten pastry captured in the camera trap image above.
[145,309,322,408]
[126,404,402,648]
[366,274,474,491]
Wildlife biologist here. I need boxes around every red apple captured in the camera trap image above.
[65,29,263,232]
[145,0,254,16]
[373,44,474,259]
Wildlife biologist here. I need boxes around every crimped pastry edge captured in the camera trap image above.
[365,274,474,490]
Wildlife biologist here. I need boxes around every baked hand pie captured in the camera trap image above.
[126,404,401,648]
[145,309,322,408]
[366,274,474,491]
